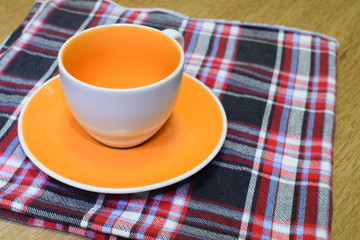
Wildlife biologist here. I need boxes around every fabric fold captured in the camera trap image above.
[0,0,338,239]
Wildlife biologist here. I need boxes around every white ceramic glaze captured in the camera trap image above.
[58,24,185,148]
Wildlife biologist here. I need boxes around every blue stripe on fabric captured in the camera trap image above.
[296,225,304,238]
[298,37,322,229]
[0,76,37,86]
[98,4,115,25]
[144,193,163,226]
[105,196,130,222]
[125,201,170,216]
[3,137,20,157]
[106,209,122,222]
[23,41,59,52]
[263,33,300,238]
[200,23,222,82]
[0,85,30,93]
[125,202,182,219]
[105,191,186,236]
[280,33,299,134]
[86,230,95,239]
[55,223,63,230]
[118,9,135,23]
[174,193,187,204]
[262,219,273,239]
[264,151,282,224]
[0,160,32,202]
[0,140,23,170]
[185,21,203,66]
[209,25,221,50]
[227,80,269,95]
[0,102,21,108]
[18,168,46,201]
[267,33,298,233]
[137,191,186,238]
[135,229,145,239]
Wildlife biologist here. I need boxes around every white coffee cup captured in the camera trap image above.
[58,24,184,148]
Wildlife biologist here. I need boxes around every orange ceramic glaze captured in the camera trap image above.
[20,74,226,191]
[61,25,181,89]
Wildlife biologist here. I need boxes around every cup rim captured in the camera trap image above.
[57,23,185,92]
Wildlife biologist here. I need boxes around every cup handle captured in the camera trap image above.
[162,29,185,49]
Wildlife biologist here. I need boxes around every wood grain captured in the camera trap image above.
[0,0,359,239]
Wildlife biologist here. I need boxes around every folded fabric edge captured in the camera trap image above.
[21,0,48,35]
[14,0,339,53]
[0,1,44,57]
[0,209,114,239]
[0,35,12,54]
[104,0,339,46]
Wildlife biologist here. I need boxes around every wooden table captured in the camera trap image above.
[0,0,359,239]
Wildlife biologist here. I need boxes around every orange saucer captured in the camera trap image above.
[18,74,227,193]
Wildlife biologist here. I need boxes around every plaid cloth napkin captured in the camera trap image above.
[0,0,338,239]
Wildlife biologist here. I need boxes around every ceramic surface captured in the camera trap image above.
[18,74,227,194]
[58,24,185,147]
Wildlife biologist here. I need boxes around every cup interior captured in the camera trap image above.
[61,25,182,89]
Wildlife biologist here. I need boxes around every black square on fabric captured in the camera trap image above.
[191,164,251,209]
[236,39,277,68]
[46,8,88,29]
[222,94,266,127]
[1,27,23,51]
[0,116,9,130]
[4,51,54,80]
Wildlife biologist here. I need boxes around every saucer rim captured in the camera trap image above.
[18,73,227,194]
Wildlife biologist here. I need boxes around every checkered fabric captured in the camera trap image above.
[0,0,338,239]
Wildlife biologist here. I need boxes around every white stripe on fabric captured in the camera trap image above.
[239,30,285,237]
[80,194,106,228]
